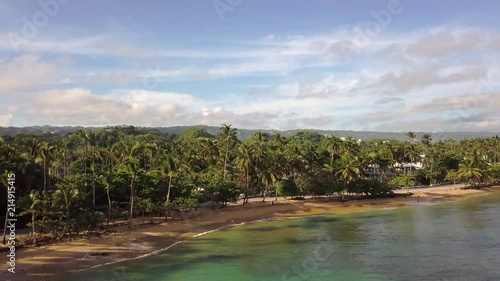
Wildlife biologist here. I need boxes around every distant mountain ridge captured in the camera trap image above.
[0,125,498,141]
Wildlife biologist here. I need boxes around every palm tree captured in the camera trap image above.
[404,143,420,164]
[326,136,342,164]
[60,138,70,178]
[198,137,217,166]
[406,132,416,142]
[121,155,139,228]
[458,160,483,184]
[491,136,500,164]
[21,136,43,192]
[322,157,336,180]
[19,190,42,244]
[100,171,114,227]
[260,166,277,202]
[251,132,266,163]
[298,141,316,174]
[422,149,437,185]
[382,141,398,163]
[236,144,252,204]
[85,130,99,211]
[143,143,157,172]
[262,150,283,202]
[76,129,89,185]
[335,154,362,201]
[341,139,360,157]
[101,137,119,170]
[284,143,303,179]
[421,133,432,147]
[218,124,238,179]
[272,132,286,146]
[54,183,79,235]
[156,153,177,221]
[372,151,390,180]
[39,142,56,191]
[250,132,267,197]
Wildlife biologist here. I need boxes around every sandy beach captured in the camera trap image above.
[1,185,498,281]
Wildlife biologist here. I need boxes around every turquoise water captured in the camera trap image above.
[67,193,500,281]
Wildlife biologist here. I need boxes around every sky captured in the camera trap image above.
[0,0,499,132]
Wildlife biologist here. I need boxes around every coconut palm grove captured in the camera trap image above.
[1,125,499,243]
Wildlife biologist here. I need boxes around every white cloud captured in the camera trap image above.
[0,34,104,56]
[360,63,491,95]
[489,34,500,49]
[0,54,65,92]
[0,114,12,127]
[22,88,203,126]
[406,29,486,58]
[1,23,499,131]
[7,85,346,130]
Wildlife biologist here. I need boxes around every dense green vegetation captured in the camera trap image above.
[1,125,499,243]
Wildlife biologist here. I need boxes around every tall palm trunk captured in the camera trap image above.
[43,160,47,191]
[430,163,434,186]
[32,211,36,244]
[66,150,70,178]
[64,150,67,178]
[129,178,134,229]
[84,146,87,185]
[165,175,173,221]
[223,142,229,179]
[342,180,347,202]
[106,185,112,227]
[275,182,278,201]
[92,149,95,211]
[62,208,70,237]
[244,169,249,204]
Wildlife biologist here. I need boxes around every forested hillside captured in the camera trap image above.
[1,125,498,141]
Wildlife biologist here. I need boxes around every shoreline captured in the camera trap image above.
[2,185,499,281]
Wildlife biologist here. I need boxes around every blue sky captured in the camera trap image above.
[0,0,499,131]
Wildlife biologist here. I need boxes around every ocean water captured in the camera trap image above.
[67,192,500,281]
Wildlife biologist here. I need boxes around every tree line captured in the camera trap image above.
[1,125,499,243]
